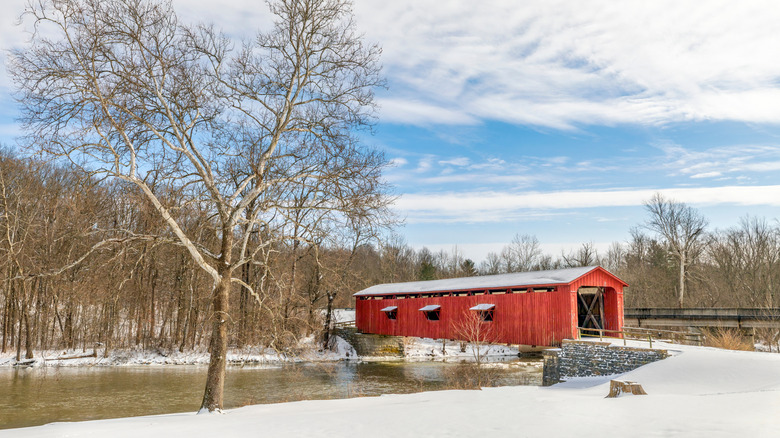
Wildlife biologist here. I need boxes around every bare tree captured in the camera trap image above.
[502,234,542,272]
[643,193,708,308]
[11,0,384,412]
[603,242,626,273]
[479,251,503,275]
[450,309,499,388]
[706,216,780,307]
[561,242,600,268]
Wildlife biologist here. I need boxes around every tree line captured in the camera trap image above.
[2,152,777,365]
[412,197,780,310]
[0,151,385,358]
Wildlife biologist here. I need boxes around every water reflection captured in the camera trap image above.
[0,358,541,430]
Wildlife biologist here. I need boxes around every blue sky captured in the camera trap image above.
[3,0,780,262]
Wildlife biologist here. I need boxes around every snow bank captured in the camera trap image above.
[402,337,519,360]
[330,308,355,323]
[0,336,356,368]
[6,339,778,437]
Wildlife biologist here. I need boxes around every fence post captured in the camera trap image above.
[599,329,603,341]
[648,335,653,349]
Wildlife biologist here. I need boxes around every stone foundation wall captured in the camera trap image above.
[335,328,405,357]
[542,340,668,386]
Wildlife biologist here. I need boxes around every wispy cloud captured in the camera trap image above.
[395,185,780,223]
[655,141,780,179]
[355,0,780,128]
[385,153,550,190]
[439,157,470,167]
[388,157,408,167]
[377,98,478,126]
[7,0,780,132]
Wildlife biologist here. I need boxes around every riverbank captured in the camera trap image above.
[0,336,357,367]
[0,336,521,367]
[2,340,778,437]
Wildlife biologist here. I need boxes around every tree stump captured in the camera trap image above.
[607,380,647,398]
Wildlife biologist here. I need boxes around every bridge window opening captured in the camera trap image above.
[381,306,398,320]
[577,287,604,331]
[470,303,495,322]
[419,304,441,321]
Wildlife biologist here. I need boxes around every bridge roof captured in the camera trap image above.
[354,266,621,297]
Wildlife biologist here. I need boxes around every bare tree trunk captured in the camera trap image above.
[238,261,251,347]
[679,254,686,308]
[1,273,13,353]
[23,283,34,359]
[200,272,231,412]
[15,282,24,361]
[322,290,335,350]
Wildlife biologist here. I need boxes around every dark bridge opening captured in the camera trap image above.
[577,287,605,330]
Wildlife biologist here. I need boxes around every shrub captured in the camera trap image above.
[703,328,754,351]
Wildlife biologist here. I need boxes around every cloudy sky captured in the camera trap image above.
[2,0,780,262]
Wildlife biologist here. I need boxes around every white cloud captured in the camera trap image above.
[439,157,470,167]
[355,0,780,128]
[7,1,780,130]
[690,172,723,179]
[654,141,780,178]
[414,156,435,173]
[389,157,408,167]
[394,185,780,223]
[377,98,478,126]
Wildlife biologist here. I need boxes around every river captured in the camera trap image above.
[1,358,542,430]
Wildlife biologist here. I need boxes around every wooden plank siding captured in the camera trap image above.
[355,266,626,347]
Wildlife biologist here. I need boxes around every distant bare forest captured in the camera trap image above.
[1,153,778,360]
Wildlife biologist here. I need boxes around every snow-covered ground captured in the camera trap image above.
[4,339,779,437]
[401,336,519,360]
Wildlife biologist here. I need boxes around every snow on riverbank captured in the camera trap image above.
[4,340,779,437]
[402,336,520,360]
[0,333,521,367]
[0,336,357,367]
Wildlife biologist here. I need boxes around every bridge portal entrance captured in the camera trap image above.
[577,287,605,330]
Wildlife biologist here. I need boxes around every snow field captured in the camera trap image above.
[3,340,779,437]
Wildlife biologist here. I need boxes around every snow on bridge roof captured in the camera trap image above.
[354,266,608,297]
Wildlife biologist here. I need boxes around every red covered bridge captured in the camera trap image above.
[354,266,627,347]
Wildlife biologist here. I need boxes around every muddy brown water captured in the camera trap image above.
[0,358,542,430]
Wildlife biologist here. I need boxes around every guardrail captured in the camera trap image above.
[578,326,704,348]
[624,307,780,329]
[332,320,355,329]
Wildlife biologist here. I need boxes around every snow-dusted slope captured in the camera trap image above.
[4,341,779,437]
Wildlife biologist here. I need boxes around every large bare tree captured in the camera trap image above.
[643,193,708,308]
[11,0,385,412]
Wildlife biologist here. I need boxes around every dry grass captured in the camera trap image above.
[703,328,754,351]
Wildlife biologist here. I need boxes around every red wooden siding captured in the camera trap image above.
[603,287,624,334]
[355,266,626,347]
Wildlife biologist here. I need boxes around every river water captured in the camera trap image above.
[0,358,542,430]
